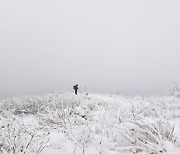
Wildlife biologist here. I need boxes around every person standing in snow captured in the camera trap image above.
[73,84,79,95]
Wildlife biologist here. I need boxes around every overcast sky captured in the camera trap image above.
[0,0,180,97]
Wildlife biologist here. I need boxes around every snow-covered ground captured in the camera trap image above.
[0,92,180,154]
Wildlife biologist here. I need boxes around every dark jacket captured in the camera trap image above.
[73,85,79,90]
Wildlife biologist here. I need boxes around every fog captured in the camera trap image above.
[0,0,180,97]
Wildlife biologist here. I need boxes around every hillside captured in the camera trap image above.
[0,92,180,154]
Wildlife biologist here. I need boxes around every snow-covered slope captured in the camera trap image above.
[0,92,180,154]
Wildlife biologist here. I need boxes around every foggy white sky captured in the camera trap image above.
[0,0,180,97]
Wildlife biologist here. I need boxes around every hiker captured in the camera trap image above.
[73,84,79,95]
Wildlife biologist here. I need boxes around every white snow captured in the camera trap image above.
[0,92,180,154]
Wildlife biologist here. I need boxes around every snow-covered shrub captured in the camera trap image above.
[1,92,180,154]
[103,96,180,123]
[112,118,179,154]
[0,116,49,154]
[38,103,90,131]
[67,122,95,154]
[168,84,180,98]
[0,95,48,115]
[0,92,87,116]
[94,95,180,153]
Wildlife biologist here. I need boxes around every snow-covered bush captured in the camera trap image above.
[0,95,48,115]
[168,84,180,98]
[1,92,180,154]
[110,118,179,154]
[0,92,88,116]
[0,116,49,154]
[38,102,90,132]
[68,123,95,154]
[94,95,180,154]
